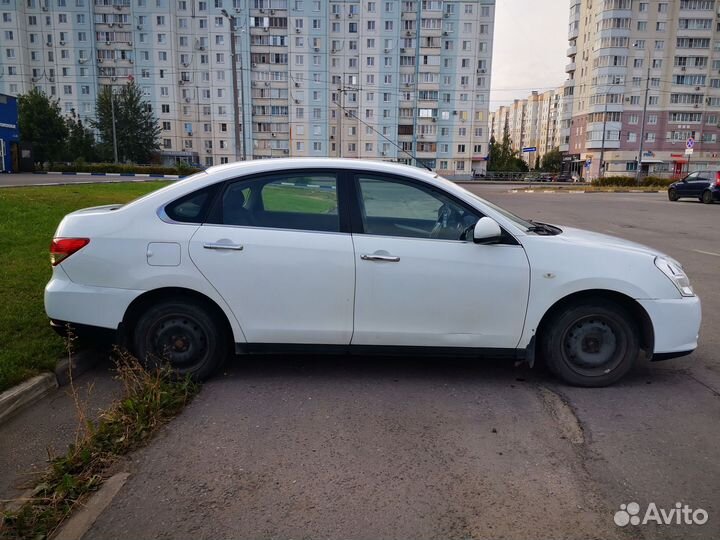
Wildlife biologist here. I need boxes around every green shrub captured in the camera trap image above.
[593,176,674,188]
[41,162,202,176]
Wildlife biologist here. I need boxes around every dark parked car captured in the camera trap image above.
[668,171,720,204]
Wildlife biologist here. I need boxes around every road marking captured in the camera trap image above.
[692,249,720,257]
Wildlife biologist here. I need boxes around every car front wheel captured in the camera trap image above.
[668,188,679,201]
[541,300,639,387]
[132,299,228,380]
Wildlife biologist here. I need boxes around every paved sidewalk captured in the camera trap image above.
[0,364,119,503]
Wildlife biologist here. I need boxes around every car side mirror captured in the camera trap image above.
[473,217,503,245]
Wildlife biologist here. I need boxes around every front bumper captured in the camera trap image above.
[637,296,701,357]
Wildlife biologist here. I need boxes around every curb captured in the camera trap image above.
[0,351,100,427]
[33,171,183,179]
[509,189,663,194]
[54,472,130,540]
[0,374,57,425]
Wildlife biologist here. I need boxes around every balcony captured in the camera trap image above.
[585,139,620,150]
[565,62,576,73]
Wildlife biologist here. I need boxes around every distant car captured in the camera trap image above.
[46,159,700,387]
[668,171,720,204]
[555,174,573,183]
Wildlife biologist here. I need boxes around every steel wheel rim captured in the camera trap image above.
[148,315,209,372]
[560,315,626,377]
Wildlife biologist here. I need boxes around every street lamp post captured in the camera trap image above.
[110,87,119,163]
[222,9,247,162]
[634,42,651,185]
[598,91,609,179]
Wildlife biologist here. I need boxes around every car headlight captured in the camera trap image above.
[655,256,694,297]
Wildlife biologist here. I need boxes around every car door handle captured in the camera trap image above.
[203,242,244,251]
[361,254,400,262]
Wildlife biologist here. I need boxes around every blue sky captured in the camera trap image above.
[490,0,569,107]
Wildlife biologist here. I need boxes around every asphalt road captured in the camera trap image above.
[5,186,717,539]
[0,173,174,187]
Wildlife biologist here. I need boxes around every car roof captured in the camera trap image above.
[204,158,441,183]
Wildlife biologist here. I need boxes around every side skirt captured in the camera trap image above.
[235,343,525,361]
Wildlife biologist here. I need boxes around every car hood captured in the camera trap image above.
[552,225,671,260]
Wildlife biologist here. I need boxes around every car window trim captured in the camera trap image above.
[345,170,519,245]
[204,169,352,234]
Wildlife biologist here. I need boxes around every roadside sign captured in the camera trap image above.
[685,148,694,155]
[522,147,537,153]
[686,137,695,149]
[585,158,592,169]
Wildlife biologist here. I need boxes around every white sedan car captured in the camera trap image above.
[45,159,701,386]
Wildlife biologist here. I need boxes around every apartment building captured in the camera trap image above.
[0,0,495,174]
[565,0,720,178]
[488,87,563,166]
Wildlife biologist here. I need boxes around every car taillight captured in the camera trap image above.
[50,238,90,266]
[715,172,720,187]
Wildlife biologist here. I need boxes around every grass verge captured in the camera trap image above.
[0,348,199,540]
[0,182,168,392]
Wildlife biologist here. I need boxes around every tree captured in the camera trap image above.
[17,88,68,163]
[93,81,161,163]
[64,110,97,162]
[487,123,529,173]
[534,155,540,171]
[541,147,563,172]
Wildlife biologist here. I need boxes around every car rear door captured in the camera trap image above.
[349,172,531,349]
[188,171,355,345]
[687,171,709,196]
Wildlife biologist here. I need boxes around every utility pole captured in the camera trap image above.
[635,58,651,184]
[110,87,119,163]
[337,74,346,158]
[598,94,609,179]
[223,9,246,162]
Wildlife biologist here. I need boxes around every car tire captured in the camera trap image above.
[668,188,679,201]
[702,190,714,204]
[540,300,639,387]
[132,299,228,380]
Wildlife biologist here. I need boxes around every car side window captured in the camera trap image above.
[685,172,699,181]
[356,176,479,240]
[219,173,340,233]
[164,185,219,223]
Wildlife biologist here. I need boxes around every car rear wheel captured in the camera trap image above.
[541,300,639,387]
[702,190,714,204]
[132,299,228,380]
[668,188,679,201]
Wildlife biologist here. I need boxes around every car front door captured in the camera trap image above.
[349,173,531,350]
[676,172,699,196]
[189,171,355,345]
